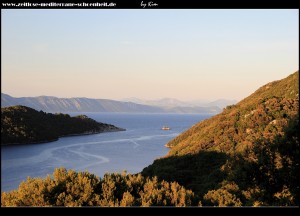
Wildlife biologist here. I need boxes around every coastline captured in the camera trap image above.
[1,127,125,146]
[164,144,171,148]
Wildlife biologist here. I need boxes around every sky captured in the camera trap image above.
[1,9,299,101]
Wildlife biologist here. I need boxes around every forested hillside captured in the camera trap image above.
[143,71,299,206]
[1,105,124,145]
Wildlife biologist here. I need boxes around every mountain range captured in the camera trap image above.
[122,97,237,109]
[1,93,222,114]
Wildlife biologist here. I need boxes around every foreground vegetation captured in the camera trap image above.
[1,168,195,207]
[1,106,124,145]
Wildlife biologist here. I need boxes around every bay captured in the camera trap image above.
[1,113,211,192]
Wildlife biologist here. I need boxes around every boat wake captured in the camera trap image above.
[2,133,179,170]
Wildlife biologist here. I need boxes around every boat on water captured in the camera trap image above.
[162,126,171,130]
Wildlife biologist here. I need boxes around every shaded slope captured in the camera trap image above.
[143,71,299,206]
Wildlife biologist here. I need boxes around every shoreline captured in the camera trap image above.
[164,144,172,148]
[1,128,125,146]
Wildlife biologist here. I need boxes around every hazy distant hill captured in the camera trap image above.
[1,94,221,114]
[123,97,237,109]
[143,71,299,206]
[122,97,191,107]
[204,99,237,109]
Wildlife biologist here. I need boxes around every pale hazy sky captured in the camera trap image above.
[2,9,299,101]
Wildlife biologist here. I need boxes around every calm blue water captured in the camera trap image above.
[1,113,211,192]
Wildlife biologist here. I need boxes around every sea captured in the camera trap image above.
[1,113,211,192]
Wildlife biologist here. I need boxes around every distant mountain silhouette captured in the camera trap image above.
[1,94,221,114]
[122,97,237,109]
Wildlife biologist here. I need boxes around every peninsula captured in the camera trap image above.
[1,105,125,145]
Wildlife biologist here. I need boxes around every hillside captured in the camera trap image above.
[1,94,221,114]
[1,105,125,145]
[143,71,299,206]
[164,71,299,154]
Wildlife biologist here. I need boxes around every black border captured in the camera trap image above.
[1,0,300,9]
